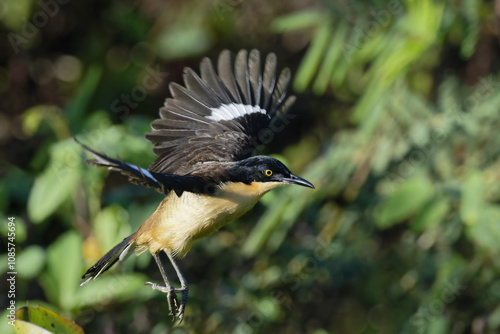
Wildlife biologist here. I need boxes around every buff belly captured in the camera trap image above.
[134,182,285,257]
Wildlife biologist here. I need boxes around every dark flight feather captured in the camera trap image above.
[200,58,233,104]
[262,53,277,111]
[217,50,242,104]
[76,138,211,196]
[146,49,295,176]
[248,49,262,106]
[235,50,251,105]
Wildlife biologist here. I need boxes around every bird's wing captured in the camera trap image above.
[145,49,296,176]
[77,139,211,196]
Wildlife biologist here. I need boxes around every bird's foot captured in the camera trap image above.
[175,289,188,323]
[145,282,188,323]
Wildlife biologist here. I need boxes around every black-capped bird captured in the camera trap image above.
[78,49,314,322]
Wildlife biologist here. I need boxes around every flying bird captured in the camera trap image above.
[78,49,314,322]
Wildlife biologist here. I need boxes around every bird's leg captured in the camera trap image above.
[146,253,178,320]
[165,251,189,322]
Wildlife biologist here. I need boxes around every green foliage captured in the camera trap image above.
[27,139,80,223]
[2,0,500,333]
[375,175,434,228]
[16,246,46,280]
[14,305,83,334]
[39,231,83,311]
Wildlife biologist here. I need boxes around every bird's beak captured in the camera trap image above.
[283,174,315,189]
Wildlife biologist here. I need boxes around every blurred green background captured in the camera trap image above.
[2,0,500,333]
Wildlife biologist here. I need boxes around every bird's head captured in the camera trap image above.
[226,156,314,189]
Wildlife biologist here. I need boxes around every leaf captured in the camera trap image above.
[22,105,69,139]
[312,21,349,95]
[460,0,480,58]
[293,21,334,92]
[65,65,102,132]
[27,139,80,223]
[17,246,46,280]
[156,25,212,60]
[0,214,27,244]
[242,193,288,257]
[375,175,434,228]
[460,169,484,226]
[22,106,44,136]
[465,205,500,250]
[271,10,324,32]
[1,0,33,31]
[489,305,500,329]
[76,273,155,309]
[411,197,450,232]
[39,231,83,311]
[93,204,131,252]
[14,321,52,334]
[15,305,83,334]
[431,255,465,299]
[427,316,450,334]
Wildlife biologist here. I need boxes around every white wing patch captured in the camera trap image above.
[206,103,268,121]
[127,164,159,184]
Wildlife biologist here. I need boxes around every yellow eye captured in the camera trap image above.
[265,169,273,176]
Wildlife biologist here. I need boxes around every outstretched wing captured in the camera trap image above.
[145,49,295,176]
[76,139,211,196]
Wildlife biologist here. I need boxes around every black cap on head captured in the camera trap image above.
[227,156,314,188]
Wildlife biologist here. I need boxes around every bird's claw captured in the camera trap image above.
[145,281,187,323]
[176,307,185,323]
[145,281,169,292]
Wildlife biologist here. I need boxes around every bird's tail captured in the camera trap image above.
[81,234,135,286]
